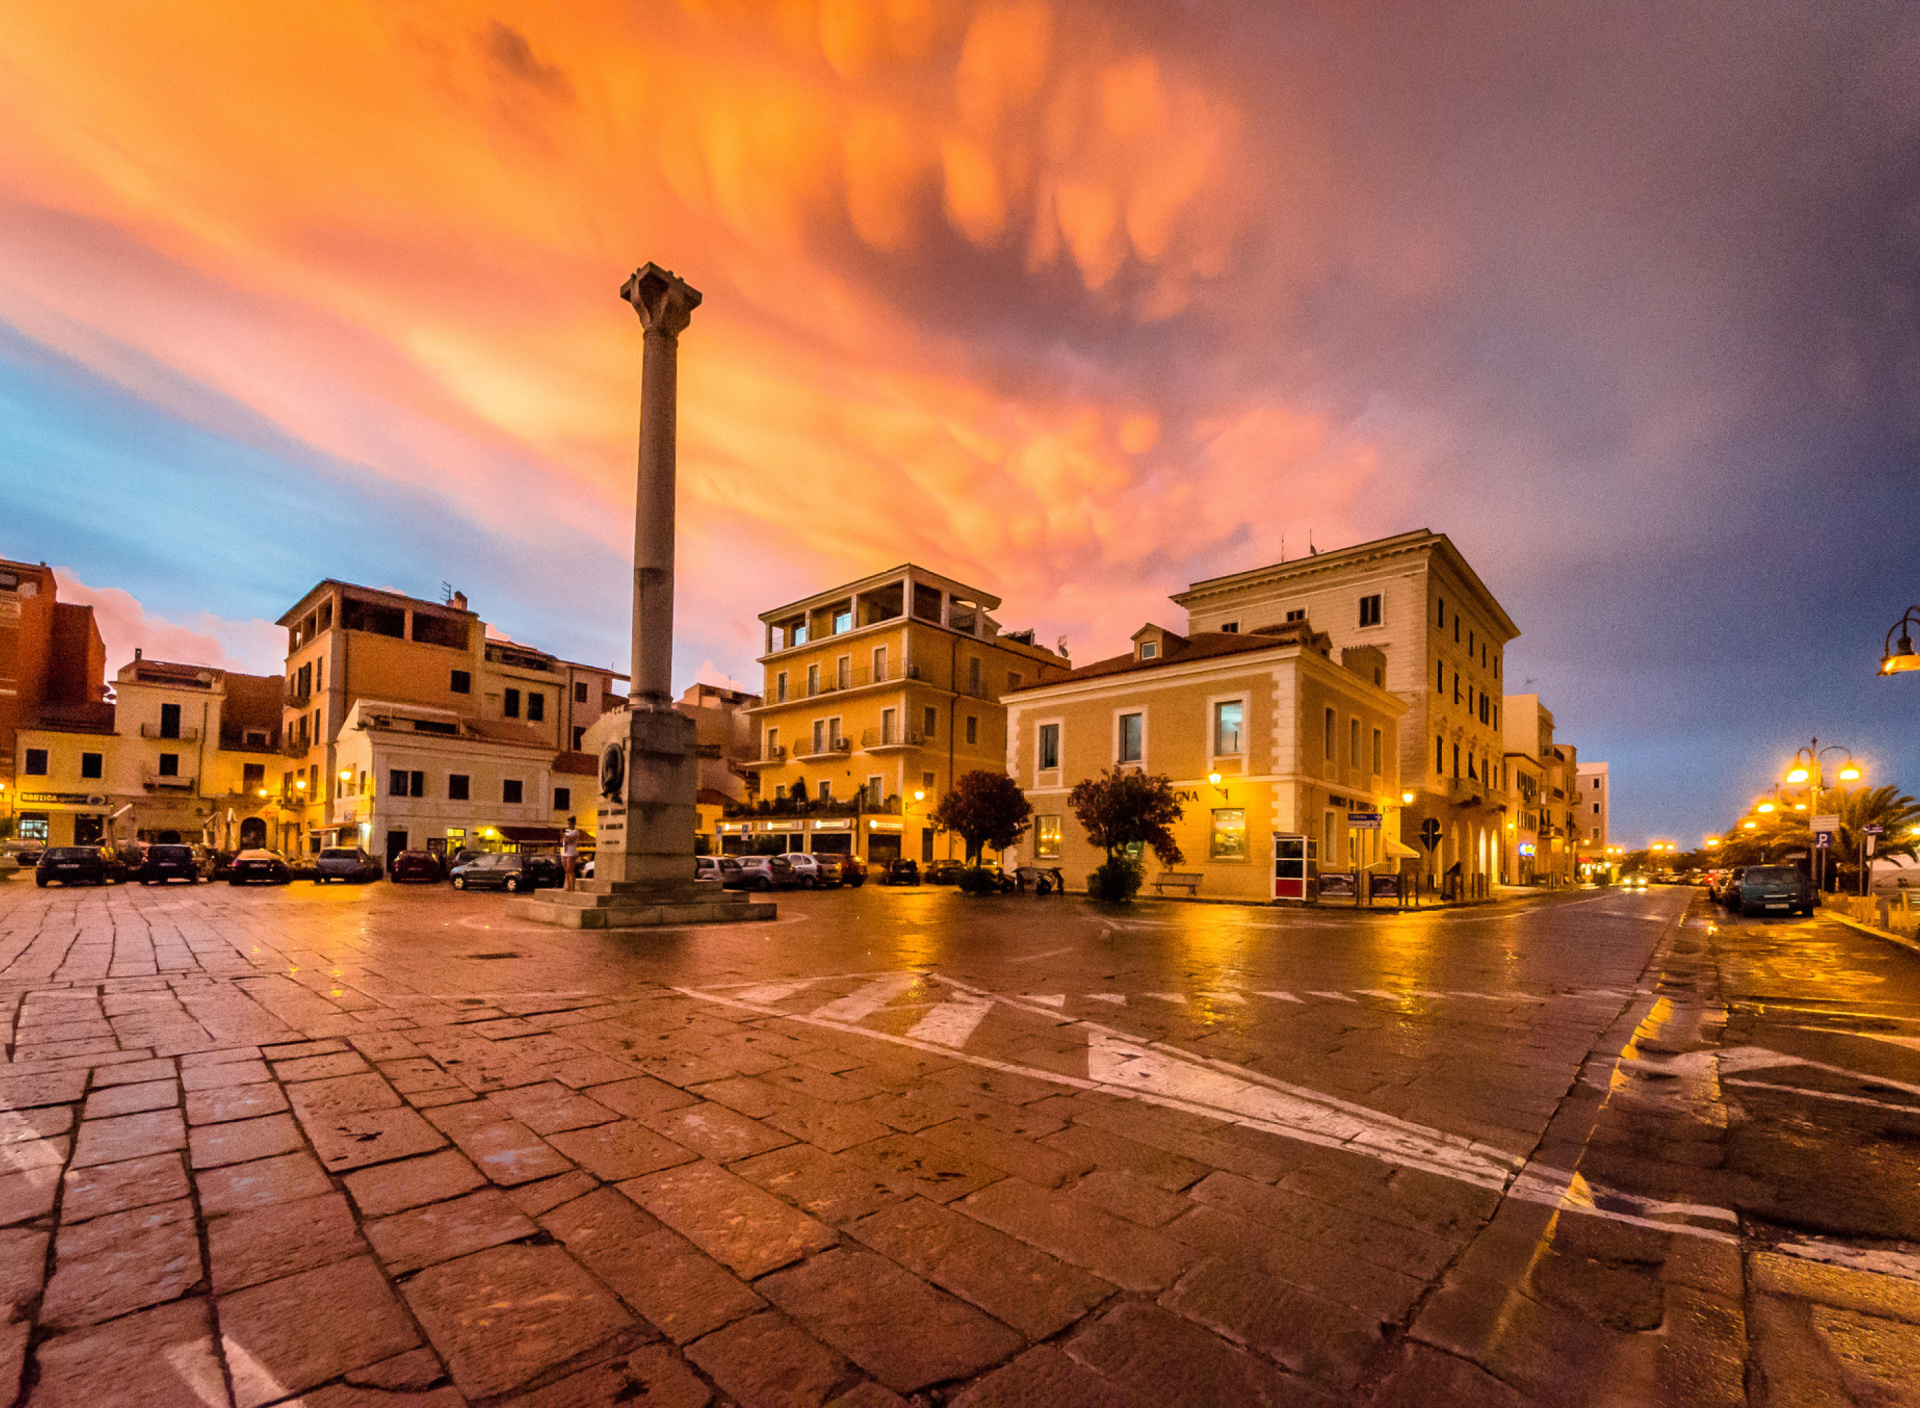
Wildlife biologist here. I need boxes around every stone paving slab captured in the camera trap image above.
[1,880,1917,1404]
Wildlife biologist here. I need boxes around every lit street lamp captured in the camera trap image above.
[1879,606,1920,675]
[1787,740,1860,893]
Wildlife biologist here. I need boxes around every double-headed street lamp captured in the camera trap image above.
[1785,739,1860,890]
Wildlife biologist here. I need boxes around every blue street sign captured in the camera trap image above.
[1816,833,1832,848]
[1864,823,1886,836]
[1348,812,1382,829]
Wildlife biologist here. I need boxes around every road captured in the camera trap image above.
[0,875,1916,1406]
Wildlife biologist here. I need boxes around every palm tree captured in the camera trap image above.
[1831,785,1920,888]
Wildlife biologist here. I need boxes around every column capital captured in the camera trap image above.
[620,263,702,338]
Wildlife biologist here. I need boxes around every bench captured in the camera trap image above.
[1152,871,1202,895]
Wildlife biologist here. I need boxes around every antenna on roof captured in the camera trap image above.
[1308,530,1317,556]
[441,582,454,604]
[1279,534,1285,563]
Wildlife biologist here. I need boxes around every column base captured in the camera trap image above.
[505,880,776,929]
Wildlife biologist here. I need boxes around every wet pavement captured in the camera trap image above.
[0,875,1916,1406]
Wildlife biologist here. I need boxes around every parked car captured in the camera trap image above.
[696,856,744,887]
[36,847,112,887]
[783,854,840,889]
[448,852,561,893]
[389,850,445,883]
[316,848,383,883]
[733,855,801,891]
[817,854,867,888]
[137,843,203,885]
[446,849,488,876]
[1711,867,1746,908]
[924,859,965,885]
[1728,864,1815,917]
[229,849,294,885]
[878,858,921,886]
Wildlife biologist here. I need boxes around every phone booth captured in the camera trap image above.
[1273,834,1318,901]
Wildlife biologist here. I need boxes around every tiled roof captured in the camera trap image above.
[552,750,599,776]
[1028,623,1329,687]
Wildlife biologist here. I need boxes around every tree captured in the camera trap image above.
[930,771,1032,865]
[1714,784,1920,888]
[1068,768,1185,868]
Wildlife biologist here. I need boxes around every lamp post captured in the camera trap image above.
[1879,606,1920,676]
[1786,739,1860,892]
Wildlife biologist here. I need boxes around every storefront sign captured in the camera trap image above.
[811,818,851,831]
[18,792,107,806]
[867,819,903,831]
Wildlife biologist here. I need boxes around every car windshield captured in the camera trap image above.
[320,849,357,860]
[151,846,193,860]
[46,848,94,860]
[1744,866,1801,884]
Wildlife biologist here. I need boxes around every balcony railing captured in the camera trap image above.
[796,661,927,698]
[286,685,311,706]
[138,724,200,742]
[142,773,195,791]
[860,727,926,750]
[960,679,992,699]
[284,738,310,758]
[795,737,853,759]
[722,793,904,819]
[749,744,787,764]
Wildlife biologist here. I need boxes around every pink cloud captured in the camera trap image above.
[54,568,283,678]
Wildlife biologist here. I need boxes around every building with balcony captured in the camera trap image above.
[1,558,109,845]
[1502,695,1581,886]
[274,581,622,858]
[1575,760,1611,874]
[741,566,1070,866]
[1003,619,1406,901]
[1171,530,1518,893]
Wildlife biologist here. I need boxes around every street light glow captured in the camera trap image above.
[1786,767,1809,783]
[1758,802,1774,813]
[1839,764,1861,780]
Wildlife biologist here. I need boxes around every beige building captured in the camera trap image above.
[1004,620,1406,901]
[739,566,1070,866]
[1502,695,1580,886]
[1576,759,1611,876]
[1172,530,1518,894]
[276,581,621,862]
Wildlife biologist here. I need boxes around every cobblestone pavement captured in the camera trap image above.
[0,877,1916,1406]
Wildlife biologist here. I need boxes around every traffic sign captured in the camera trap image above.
[1815,833,1832,848]
[1812,814,1841,835]
[1419,818,1441,851]
[1348,812,1382,829]
[1864,823,1886,836]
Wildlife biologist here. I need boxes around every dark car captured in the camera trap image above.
[35,847,111,887]
[138,844,203,885]
[1729,863,1815,917]
[449,852,561,893]
[389,850,444,883]
[229,849,293,885]
[878,858,920,886]
[817,854,867,888]
[316,847,383,883]
[923,859,965,885]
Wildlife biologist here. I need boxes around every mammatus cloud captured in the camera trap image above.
[54,569,283,678]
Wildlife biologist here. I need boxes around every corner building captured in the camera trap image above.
[742,566,1070,866]
[1172,530,1518,894]
[1004,621,1406,901]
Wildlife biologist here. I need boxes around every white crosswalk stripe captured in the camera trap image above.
[808,973,921,1023]
[907,996,996,1048]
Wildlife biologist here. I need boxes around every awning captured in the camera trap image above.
[496,825,567,844]
[1383,836,1422,859]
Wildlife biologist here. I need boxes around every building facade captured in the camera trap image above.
[2,559,108,842]
[1501,695,1580,886]
[1171,531,1518,894]
[276,581,621,859]
[1575,760,1611,875]
[1004,621,1406,901]
[738,566,1070,866]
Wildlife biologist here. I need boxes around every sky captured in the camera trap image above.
[2,1,1916,847]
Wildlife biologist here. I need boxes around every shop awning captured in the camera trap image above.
[496,825,568,844]
[1383,836,1422,859]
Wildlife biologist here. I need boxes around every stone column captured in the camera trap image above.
[619,264,702,711]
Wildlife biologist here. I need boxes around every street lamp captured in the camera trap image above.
[1879,606,1920,675]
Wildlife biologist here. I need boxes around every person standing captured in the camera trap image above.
[561,817,584,891]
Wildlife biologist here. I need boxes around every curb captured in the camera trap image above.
[1825,910,1920,957]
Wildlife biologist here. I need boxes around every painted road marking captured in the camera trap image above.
[737,981,817,1004]
[1086,994,1127,1004]
[1309,991,1357,1002]
[1142,992,1188,1005]
[1199,991,1247,1005]
[907,996,996,1049]
[809,973,922,1023]
[1725,1079,1920,1115]
[1019,994,1066,1007]
[1254,991,1303,1003]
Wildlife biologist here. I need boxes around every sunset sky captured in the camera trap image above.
[3,1,1916,845]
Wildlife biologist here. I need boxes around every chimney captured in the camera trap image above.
[452,591,468,612]
[134,647,142,661]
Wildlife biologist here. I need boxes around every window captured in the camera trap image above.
[18,815,47,843]
[1494,655,1500,678]
[503,779,524,804]
[1323,708,1336,760]
[23,749,46,776]
[243,762,264,791]
[1436,661,1445,694]
[389,770,408,797]
[1452,744,1460,777]
[1436,597,1445,627]
[1008,671,1023,691]
[1372,727,1383,775]
[81,752,103,779]
[1118,712,1144,764]
[1479,694,1489,725]
[1453,675,1461,705]
[555,787,571,811]
[965,716,978,746]
[574,680,589,704]
[1454,617,1461,643]
[449,774,470,801]
[1493,704,1500,729]
[1592,827,1601,840]
[1210,808,1248,862]
[776,671,788,703]
[1036,816,1062,858]
[451,670,471,694]
[1221,621,1239,633]
[829,717,843,748]
[157,753,178,777]
[504,688,520,718]
[873,647,887,680]
[924,707,938,737]
[1349,718,1360,767]
[1593,802,1601,815]
[160,703,181,739]
[812,720,825,753]
[1286,609,1306,623]
[571,726,585,750]
[527,692,544,722]
[807,664,819,696]
[766,728,779,756]
[923,772,935,790]
[1359,594,1381,627]
[880,707,897,744]
[1469,630,1475,653]
[867,775,883,806]
[1214,700,1243,756]
[817,780,832,801]
[836,655,851,689]
[1038,723,1060,771]
[968,658,982,692]
[832,607,852,634]
[410,771,425,798]
[1139,641,1158,660]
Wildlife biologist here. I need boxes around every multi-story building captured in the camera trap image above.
[739,566,1070,866]
[2,558,108,842]
[677,682,763,851]
[1575,760,1611,875]
[1502,695,1580,886]
[1171,530,1518,893]
[106,653,284,849]
[275,581,621,861]
[1004,620,1406,901]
